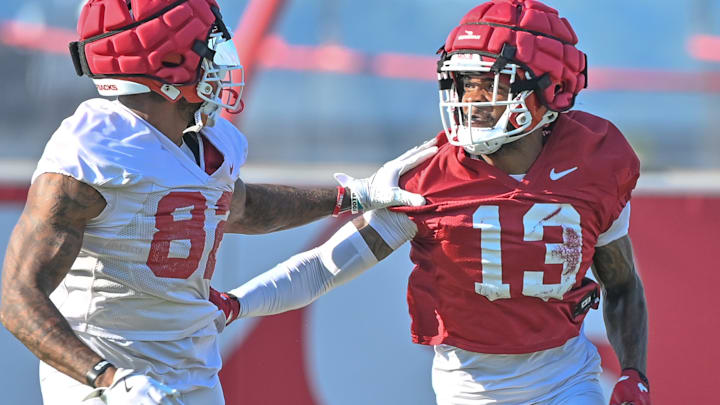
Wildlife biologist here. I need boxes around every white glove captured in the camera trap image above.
[84,368,184,405]
[335,138,438,212]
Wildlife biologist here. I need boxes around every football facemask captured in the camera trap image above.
[196,30,244,113]
[438,53,557,155]
[187,29,245,130]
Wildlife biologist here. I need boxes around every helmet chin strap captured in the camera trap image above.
[182,101,220,134]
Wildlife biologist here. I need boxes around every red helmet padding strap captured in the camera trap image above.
[441,0,587,112]
[70,0,220,94]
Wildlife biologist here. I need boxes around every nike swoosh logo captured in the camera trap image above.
[549,166,578,180]
[124,379,132,393]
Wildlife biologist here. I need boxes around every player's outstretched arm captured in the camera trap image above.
[0,174,118,388]
[223,139,437,234]
[592,234,651,405]
[225,180,343,234]
[211,209,415,323]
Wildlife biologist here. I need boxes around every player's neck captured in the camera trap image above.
[118,95,187,146]
[478,131,545,175]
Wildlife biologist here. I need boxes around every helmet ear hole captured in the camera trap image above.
[162,54,185,68]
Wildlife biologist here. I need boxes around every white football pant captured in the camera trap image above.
[432,332,604,405]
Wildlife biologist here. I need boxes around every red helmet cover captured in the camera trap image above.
[75,0,221,100]
[442,0,586,111]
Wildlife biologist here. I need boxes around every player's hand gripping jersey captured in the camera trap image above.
[32,98,247,341]
[392,111,639,354]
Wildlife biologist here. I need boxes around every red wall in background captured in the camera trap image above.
[629,195,720,404]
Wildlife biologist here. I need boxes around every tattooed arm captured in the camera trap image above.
[592,234,648,374]
[0,173,117,387]
[224,180,348,234]
[224,139,438,235]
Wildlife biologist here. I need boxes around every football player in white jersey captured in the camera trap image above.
[0,0,436,404]
[211,1,651,404]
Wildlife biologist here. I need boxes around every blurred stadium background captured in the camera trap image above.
[0,0,718,404]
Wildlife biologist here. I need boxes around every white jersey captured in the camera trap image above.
[33,98,247,342]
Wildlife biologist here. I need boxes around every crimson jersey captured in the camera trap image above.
[391,111,639,354]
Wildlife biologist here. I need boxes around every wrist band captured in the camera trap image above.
[86,359,113,388]
[332,186,345,217]
[622,367,650,389]
[350,190,363,214]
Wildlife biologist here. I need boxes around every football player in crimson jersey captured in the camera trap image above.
[0,0,435,404]
[212,1,650,404]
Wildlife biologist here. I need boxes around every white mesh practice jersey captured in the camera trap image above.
[33,98,247,341]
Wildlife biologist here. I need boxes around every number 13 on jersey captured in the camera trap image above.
[472,203,582,302]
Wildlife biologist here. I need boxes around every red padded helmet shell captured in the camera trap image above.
[76,0,220,101]
[442,0,586,111]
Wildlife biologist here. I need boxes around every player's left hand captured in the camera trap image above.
[334,138,438,212]
[610,368,651,405]
[85,368,184,405]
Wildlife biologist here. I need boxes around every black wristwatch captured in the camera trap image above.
[85,359,114,388]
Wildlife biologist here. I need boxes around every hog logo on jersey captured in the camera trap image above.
[95,83,118,91]
[552,227,582,275]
